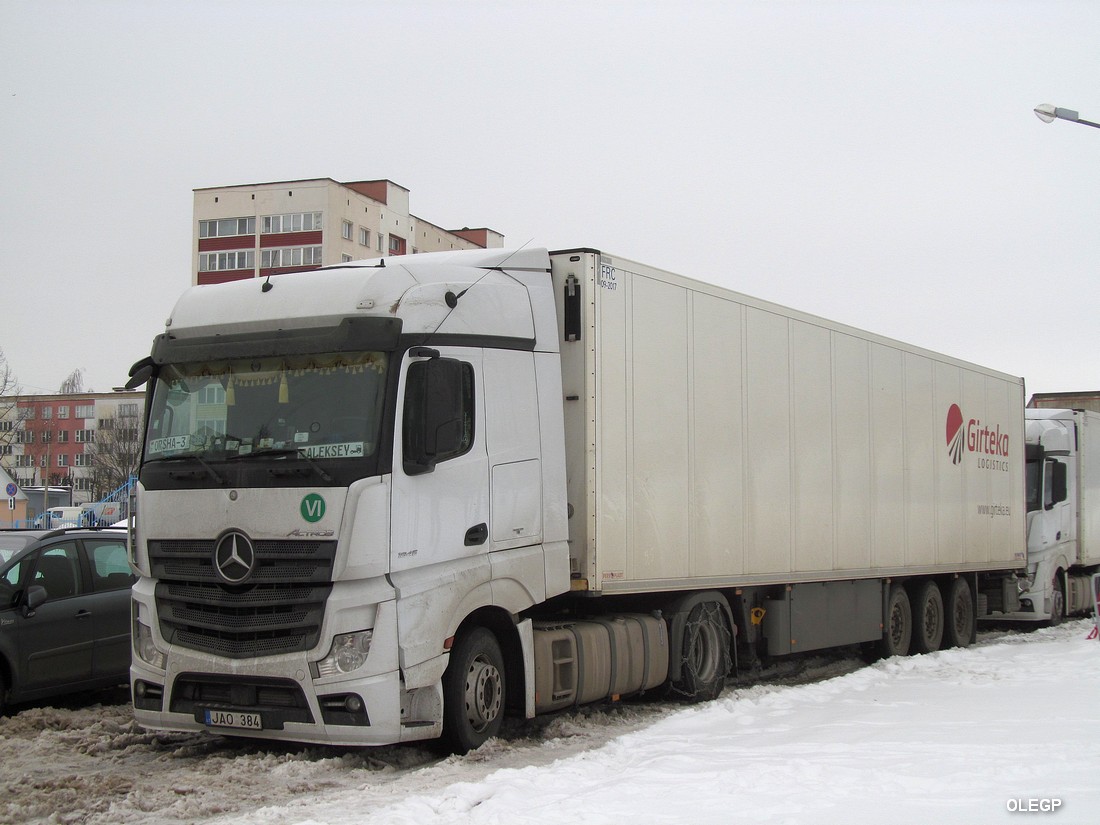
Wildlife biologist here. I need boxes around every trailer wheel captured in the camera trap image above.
[673,601,732,702]
[911,581,944,654]
[1049,574,1065,626]
[441,628,504,754]
[880,584,912,658]
[942,577,974,649]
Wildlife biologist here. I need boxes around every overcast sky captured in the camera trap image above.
[2,0,1098,397]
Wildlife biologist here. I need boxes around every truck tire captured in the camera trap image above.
[441,628,505,754]
[942,577,974,649]
[911,580,944,654]
[673,601,732,702]
[880,584,912,658]
[1049,574,1065,626]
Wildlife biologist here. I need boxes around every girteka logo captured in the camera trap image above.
[946,404,965,465]
[946,404,1011,469]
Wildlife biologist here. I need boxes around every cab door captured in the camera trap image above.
[390,347,489,572]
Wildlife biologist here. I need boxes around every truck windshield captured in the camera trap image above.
[143,351,388,464]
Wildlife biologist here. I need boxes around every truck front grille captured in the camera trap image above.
[149,538,336,659]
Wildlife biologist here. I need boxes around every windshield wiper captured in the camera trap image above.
[150,452,226,485]
[229,447,334,482]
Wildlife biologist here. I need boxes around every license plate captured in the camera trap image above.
[204,709,262,730]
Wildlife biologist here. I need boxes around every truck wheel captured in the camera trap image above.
[911,581,944,654]
[880,584,912,658]
[441,628,504,754]
[942,577,974,649]
[673,601,732,702]
[1049,574,1065,626]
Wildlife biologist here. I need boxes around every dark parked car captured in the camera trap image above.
[0,528,134,714]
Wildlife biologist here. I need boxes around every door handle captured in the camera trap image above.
[464,523,488,546]
[75,609,92,620]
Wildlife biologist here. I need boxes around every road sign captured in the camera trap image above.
[4,482,16,498]
[7,497,14,511]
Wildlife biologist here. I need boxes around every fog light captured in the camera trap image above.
[345,695,364,713]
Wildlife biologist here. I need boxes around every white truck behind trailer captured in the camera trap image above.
[1004,408,1100,622]
[126,246,1025,752]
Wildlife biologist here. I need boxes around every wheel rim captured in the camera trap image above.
[464,654,502,733]
[953,590,971,637]
[688,620,722,682]
[923,598,941,640]
[889,601,906,648]
[1052,582,1065,623]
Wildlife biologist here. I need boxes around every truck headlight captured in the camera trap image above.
[314,630,373,677]
[134,615,166,670]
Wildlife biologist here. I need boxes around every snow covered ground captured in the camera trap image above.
[219,619,1100,825]
[3,619,1093,825]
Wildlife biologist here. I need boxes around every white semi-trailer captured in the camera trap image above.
[1006,408,1100,622]
[126,247,1025,752]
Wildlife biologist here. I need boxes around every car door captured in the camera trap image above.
[81,537,135,680]
[14,541,94,694]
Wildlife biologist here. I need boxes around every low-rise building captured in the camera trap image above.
[193,178,504,286]
[0,391,144,504]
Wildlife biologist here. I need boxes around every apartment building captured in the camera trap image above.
[193,178,504,286]
[0,391,144,503]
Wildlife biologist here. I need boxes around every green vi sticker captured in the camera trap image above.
[301,493,326,523]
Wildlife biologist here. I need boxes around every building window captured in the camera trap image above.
[57,406,69,419]
[119,403,140,417]
[199,217,256,238]
[41,407,52,420]
[261,246,323,268]
[389,235,406,255]
[58,454,68,467]
[261,212,322,234]
[358,227,370,246]
[75,453,92,467]
[342,220,353,240]
[75,429,95,443]
[199,250,255,272]
[41,431,52,444]
[377,234,384,253]
[17,407,34,420]
[0,421,11,432]
[75,404,94,418]
[0,445,11,455]
[57,431,69,444]
[15,430,34,444]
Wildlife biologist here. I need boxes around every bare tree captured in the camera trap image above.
[0,347,26,471]
[86,408,143,500]
[58,368,85,394]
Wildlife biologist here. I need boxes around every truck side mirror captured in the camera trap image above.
[402,356,470,476]
[1048,461,1068,508]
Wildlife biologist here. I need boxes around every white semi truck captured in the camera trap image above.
[1003,408,1100,622]
[126,246,1027,752]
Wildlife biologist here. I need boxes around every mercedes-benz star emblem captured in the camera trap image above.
[214,531,256,584]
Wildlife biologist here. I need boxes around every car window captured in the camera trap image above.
[32,543,82,601]
[86,540,134,592]
[0,558,26,609]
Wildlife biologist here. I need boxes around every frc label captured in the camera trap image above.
[300,493,326,523]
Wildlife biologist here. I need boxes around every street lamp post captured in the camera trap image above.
[1034,103,1100,130]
